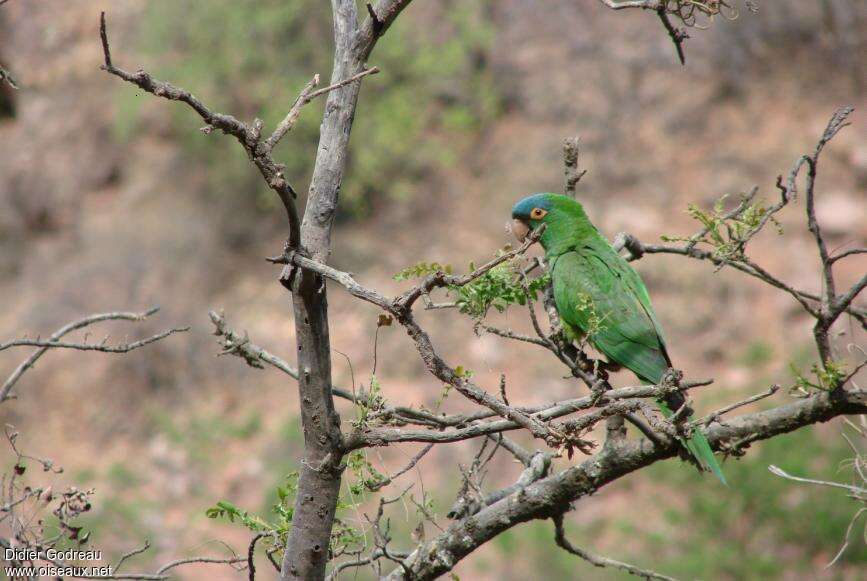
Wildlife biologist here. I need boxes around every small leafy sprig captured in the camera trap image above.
[206,470,367,560]
[346,450,388,495]
[790,360,849,396]
[206,472,298,543]
[352,375,387,430]
[394,255,551,319]
[457,262,551,318]
[393,262,454,280]
[574,292,607,338]
[662,191,782,262]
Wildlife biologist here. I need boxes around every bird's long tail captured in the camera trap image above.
[658,396,727,486]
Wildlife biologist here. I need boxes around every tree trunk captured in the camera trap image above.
[280,1,362,579]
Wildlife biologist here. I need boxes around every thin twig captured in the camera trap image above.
[768,465,867,497]
[552,514,678,581]
[0,328,189,354]
[656,6,688,64]
[367,444,434,492]
[691,385,780,428]
[248,533,268,581]
[114,541,152,572]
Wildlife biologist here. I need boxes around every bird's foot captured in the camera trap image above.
[589,382,608,406]
[661,368,684,392]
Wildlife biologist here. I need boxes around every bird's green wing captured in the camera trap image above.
[551,241,670,384]
[551,241,727,484]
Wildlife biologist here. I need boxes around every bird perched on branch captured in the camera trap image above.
[512,192,725,484]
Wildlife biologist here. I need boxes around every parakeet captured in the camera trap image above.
[511,192,725,484]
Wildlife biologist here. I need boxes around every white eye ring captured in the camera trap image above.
[530,208,547,219]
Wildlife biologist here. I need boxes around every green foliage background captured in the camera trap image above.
[116,0,499,217]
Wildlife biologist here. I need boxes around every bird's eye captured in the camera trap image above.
[530,207,548,220]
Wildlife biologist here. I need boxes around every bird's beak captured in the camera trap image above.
[511,218,530,242]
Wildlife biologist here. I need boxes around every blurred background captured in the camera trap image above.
[1,1,866,578]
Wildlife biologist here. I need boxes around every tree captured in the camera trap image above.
[3,1,865,580]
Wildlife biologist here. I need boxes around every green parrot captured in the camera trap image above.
[511,192,725,484]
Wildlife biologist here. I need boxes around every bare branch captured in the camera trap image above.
[552,514,678,581]
[100,13,248,142]
[247,533,268,581]
[803,107,855,305]
[691,384,780,428]
[616,108,867,342]
[344,381,711,450]
[829,247,867,264]
[0,65,17,89]
[479,325,549,347]
[833,273,867,321]
[597,0,659,8]
[1,308,183,403]
[356,1,417,59]
[0,328,189,354]
[207,309,365,406]
[264,67,380,152]
[656,6,687,65]
[99,11,301,250]
[2,432,247,580]
[825,507,867,569]
[596,0,744,65]
[562,137,586,197]
[486,433,534,466]
[287,232,567,445]
[448,451,551,520]
[114,541,152,572]
[768,465,867,498]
